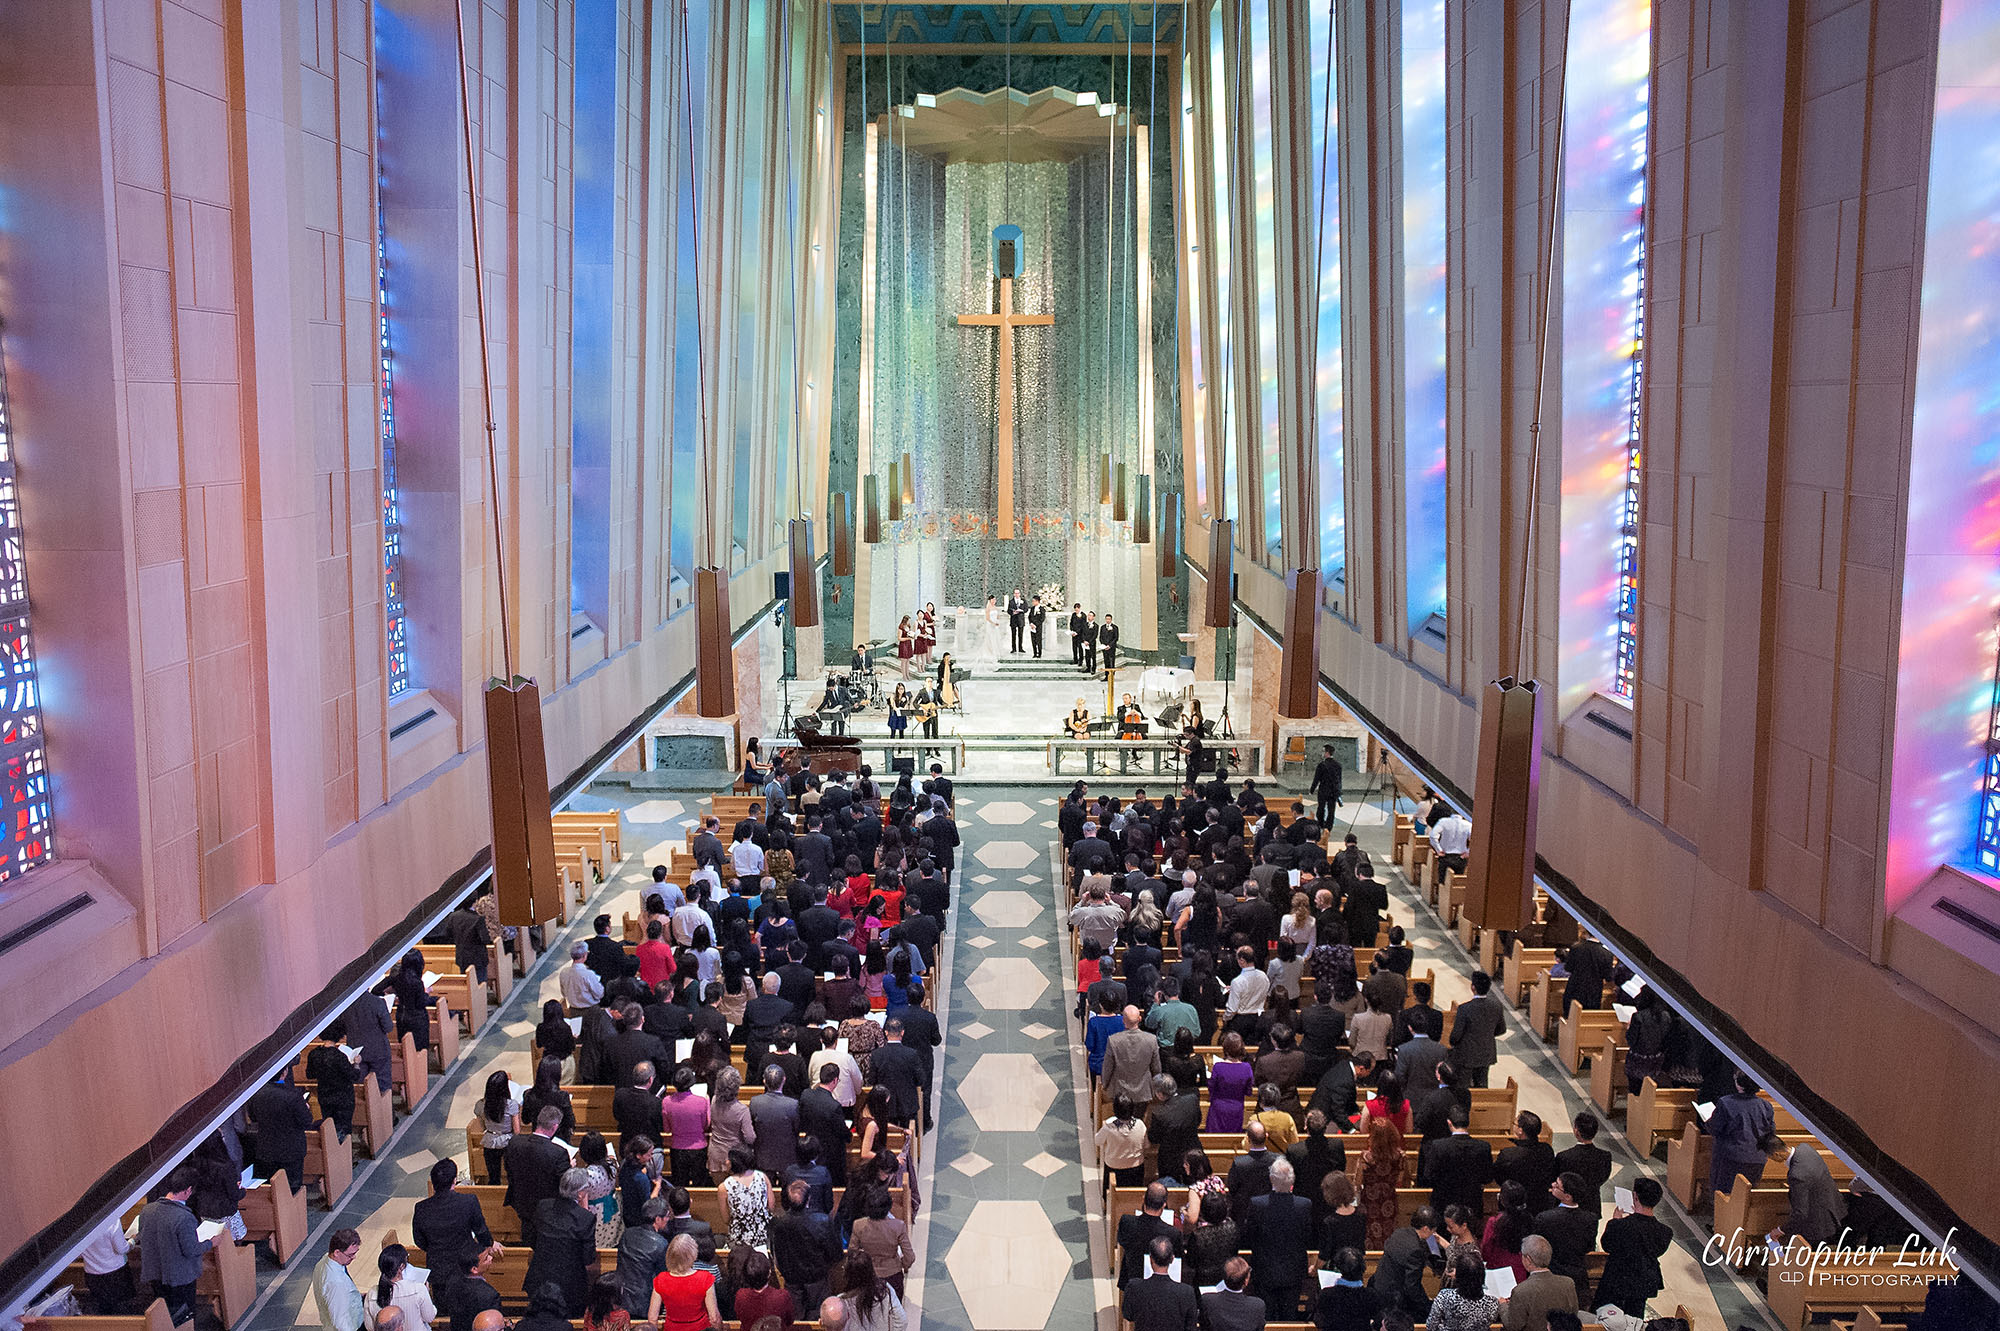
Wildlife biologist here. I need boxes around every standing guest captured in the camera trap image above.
[1703,1074,1775,1204]
[770,1181,843,1312]
[636,921,673,987]
[1494,1111,1560,1215]
[447,1253,503,1331]
[505,1106,573,1245]
[581,1273,629,1331]
[800,1064,853,1187]
[1553,1112,1614,1216]
[139,1169,212,1327]
[476,1072,521,1184]
[749,1064,801,1175]
[1425,1104,1494,1216]
[661,1068,712,1186]
[1225,1120,1277,1225]
[307,1032,362,1143]
[1205,1030,1257,1132]
[1359,1116,1410,1248]
[1498,1235,1578,1331]
[1309,745,1344,825]
[78,1214,136,1315]
[1102,1005,1163,1105]
[1197,1258,1264,1331]
[809,1026,866,1108]
[645,1235,720,1331]
[363,1244,437,1331]
[1115,1182,1182,1291]
[616,1202,672,1319]
[1593,1177,1672,1317]
[1183,1191,1239,1291]
[705,1067,756,1182]
[444,899,494,984]
[414,1159,498,1296]
[1449,969,1506,1088]
[1150,1074,1203,1183]
[1371,1208,1442,1318]
[1764,1132,1847,1246]
[1122,1238,1198,1331]
[1312,1247,1379,1331]
[342,990,396,1094]
[1244,1158,1314,1318]
[248,1072,315,1193]
[559,943,605,1012]
[1561,935,1617,1012]
[850,1190,916,1296]
[525,1169,601,1315]
[615,1063,666,1156]
[1482,1180,1535,1281]
[721,1147,774,1253]
[310,1230,366,1331]
[837,1248,908,1331]
[520,1057,576,1142]
[1533,1173,1599,1305]
[534,999,578,1070]
[730,1249,796,1331]
[1096,1097,1149,1187]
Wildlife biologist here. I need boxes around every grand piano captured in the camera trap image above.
[790,715,862,775]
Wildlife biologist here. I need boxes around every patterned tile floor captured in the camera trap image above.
[232,780,1788,1331]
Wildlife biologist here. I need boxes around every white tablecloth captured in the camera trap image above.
[1140,666,1195,702]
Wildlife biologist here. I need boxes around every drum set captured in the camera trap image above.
[813,640,891,730]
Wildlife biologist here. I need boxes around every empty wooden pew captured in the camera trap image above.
[24,1299,174,1331]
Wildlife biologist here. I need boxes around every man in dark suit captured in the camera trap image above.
[1392,1025,1448,1102]
[1768,1133,1847,1245]
[794,818,834,885]
[1099,613,1121,672]
[1151,1074,1204,1181]
[1306,1051,1372,1125]
[1553,1111,1614,1216]
[775,942,818,1020]
[1225,1120,1276,1225]
[1494,1111,1560,1215]
[413,1159,497,1306]
[613,1062,666,1149]
[1028,595,1048,656]
[663,1187,717,1265]
[1371,1207,1442,1317]
[615,1201,671,1318]
[799,1064,852,1186]
[247,1072,314,1191]
[604,1003,670,1092]
[1082,612,1100,674]
[585,915,628,984]
[525,1169,599,1315]
[1411,1061,1470,1161]
[749,1065,801,1174]
[503,1107,572,1246]
[1298,986,1347,1084]
[1309,744,1343,825]
[1115,1182,1182,1289]
[1448,969,1507,1088]
[797,889,843,965]
[1561,935,1617,1010]
[898,985,943,1095]
[868,1018,926,1126]
[1533,1172,1600,1305]
[442,901,493,983]
[445,1249,503,1331]
[689,817,726,870]
[1244,1158,1314,1318]
[924,763,955,808]
[341,991,395,1093]
[1424,1105,1494,1215]
[1198,1258,1266,1331]
[1593,1176,1672,1316]
[1069,604,1089,669]
[770,1182,840,1310]
[1392,980,1444,1048]
[1007,589,1028,653]
[1340,863,1388,947]
[1123,1238,1198,1331]
[741,974,794,1071]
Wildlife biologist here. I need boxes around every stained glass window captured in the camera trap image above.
[374,28,410,698]
[0,333,55,882]
[1309,0,1346,592]
[1247,0,1283,561]
[1181,45,1209,515]
[668,0,711,595]
[1560,0,1649,711]
[1400,0,1449,632]
[1208,4,1239,525]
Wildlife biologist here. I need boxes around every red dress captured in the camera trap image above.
[652,1269,715,1331]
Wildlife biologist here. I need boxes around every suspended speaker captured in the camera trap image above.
[1465,678,1543,932]
[1278,568,1321,718]
[1098,453,1112,504]
[1134,474,1153,543]
[1112,461,1129,522]
[899,452,914,504]
[831,492,854,575]
[1205,518,1234,627]
[695,568,736,716]
[1158,493,1180,574]
[485,676,559,927]
[861,476,883,543]
[788,518,820,628]
[886,467,904,521]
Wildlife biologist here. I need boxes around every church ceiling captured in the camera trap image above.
[830,3,1181,46]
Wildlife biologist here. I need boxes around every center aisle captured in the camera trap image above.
[910,790,1101,1331]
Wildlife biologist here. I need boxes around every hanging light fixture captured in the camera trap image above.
[788,518,820,628]
[1112,460,1129,521]
[1098,453,1112,503]
[831,491,855,574]
[1158,493,1180,574]
[899,451,914,504]
[1205,517,1234,627]
[862,476,883,543]
[1134,473,1153,543]
[885,467,904,520]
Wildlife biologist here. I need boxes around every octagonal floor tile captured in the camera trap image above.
[970,890,1045,929]
[625,799,685,823]
[973,800,1037,825]
[973,839,1040,869]
[963,957,1051,1010]
[943,1199,1074,1328]
[954,1054,1059,1132]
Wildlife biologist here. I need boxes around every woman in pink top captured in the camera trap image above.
[661,1067,713,1186]
[636,919,674,987]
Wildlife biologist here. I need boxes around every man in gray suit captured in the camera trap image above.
[1500,1235,1578,1331]
[1448,969,1506,1088]
[749,1064,801,1174]
[1764,1133,1847,1245]
[137,1167,211,1325]
[1102,1006,1163,1106]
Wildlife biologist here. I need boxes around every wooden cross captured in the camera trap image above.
[957,275,1054,540]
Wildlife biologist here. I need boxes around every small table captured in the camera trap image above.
[1139,666,1195,705]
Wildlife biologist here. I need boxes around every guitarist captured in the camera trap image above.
[913,682,942,755]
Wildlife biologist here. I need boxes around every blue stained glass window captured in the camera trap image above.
[1400,0,1449,631]
[0,332,55,882]
[377,224,410,699]
[1309,0,1346,592]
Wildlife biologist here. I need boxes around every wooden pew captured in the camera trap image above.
[24,1299,174,1331]
[1628,1077,1698,1157]
[195,1226,257,1328]
[1391,814,1412,858]
[237,1172,308,1264]
[305,1118,353,1205]
[1466,1077,1519,1135]
[1555,1001,1625,1074]
[1768,1246,1942,1331]
[1587,1031,1631,1114]
[1661,1110,1819,1210]
[390,1030,428,1107]
[1526,970,1568,1042]
[1708,1172,1791,1257]
[1500,945,1559,1007]
[703,795,765,826]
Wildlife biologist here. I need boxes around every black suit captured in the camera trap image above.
[1564,939,1616,1010]
[1100,621,1120,671]
[613,1085,665,1148]
[1244,1192,1314,1317]
[503,1133,571,1245]
[246,1082,314,1190]
[443,907,493,980]
[342,992,395,1092]
[798,1086,851,1185]
[585,934,628,984]
[1198,1288,1266,1331]
[1594,1212,1672,1315]
[1494,1139,1560,1215]
[1305,1060,1362,1125]
[1370,1225,1438,1316]
[446,1278,502,1331]
[1424,1132,1493,1215]
[1123,1273,1199,1331]
[1007,596,1027,651]
[1116,1211,1181,1289]
[524,1199,598,1315]
[794,832,833,885]
[1150,1091,1203,1180]
[1554,1141,1615,1215]
[868,1041,926,1124]
[1070,611,1089,667]
[604,1029,670,1095]
[1534,1204,1600,1303]
[1309,756,1343,825]
[741,993,793,1068]
[776,962,818,1020]
[1028,603,1047,656]
[1225,1148,1275,1225]
[412,1189,494,1289]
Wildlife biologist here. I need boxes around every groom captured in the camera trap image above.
[1007,589,1028,654]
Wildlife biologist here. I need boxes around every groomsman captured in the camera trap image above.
[1100,614,1121,673]
[1029,596,1048,657]
[1082,613,1100,675]
[1008,589,1028,653]
[1070,604,1089,668]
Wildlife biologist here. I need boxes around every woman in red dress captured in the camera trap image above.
[1358,1114,1409,1249]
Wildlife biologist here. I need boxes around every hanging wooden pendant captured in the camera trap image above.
[1158,493,1180,573]
[485,676,559,927]
[788,518,821,628]
[1466,677,1544,932]
[695,568,736,716]
[1112,462,1129,522]
[1134,474,1153,544]
[886,468,904,521]
[899,452,915,504]
[861,476,883,543]
[1205,518,1234,627]
[831,492,855,575]
[1098,453,1112,503]
[1278,567,1321,717]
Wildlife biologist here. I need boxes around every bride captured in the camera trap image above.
[980,596,1006,661]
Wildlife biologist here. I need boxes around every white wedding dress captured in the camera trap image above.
[980,603,1005,661]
